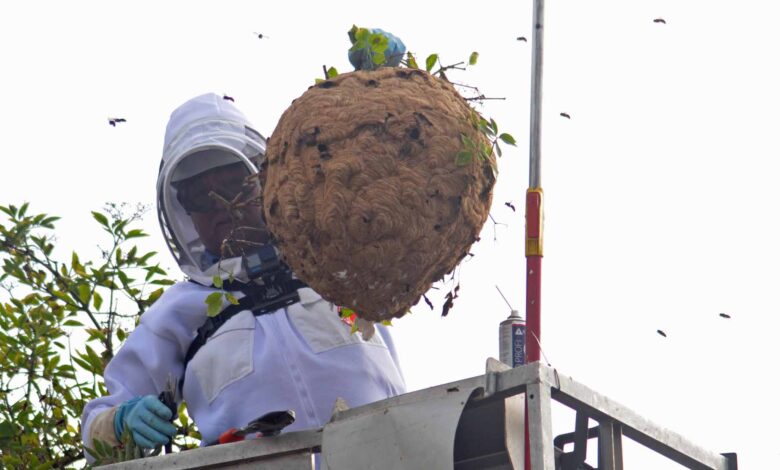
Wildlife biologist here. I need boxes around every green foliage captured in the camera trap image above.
[207,274,236,311]
[84,427,146,466]
[348,25,391,68]
[317,24,396,81]
[315,66,340,84]
[0,203,198,468]
[405,52,419,70]
[339,306,356,319]
[205,273,239,316]
[343,26,519,169]
[225,293,239,305]
[205,292,224,317]
[425,53,439,72]
[456,111,518,168]
[84,411,200,467]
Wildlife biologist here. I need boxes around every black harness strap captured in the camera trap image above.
[179,277,307,394]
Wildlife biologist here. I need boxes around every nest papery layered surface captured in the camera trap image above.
[263,67,496,321]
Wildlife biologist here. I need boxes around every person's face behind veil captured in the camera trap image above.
[175,162,270,257]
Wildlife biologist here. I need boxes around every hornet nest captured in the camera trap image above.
[262,67,496,321]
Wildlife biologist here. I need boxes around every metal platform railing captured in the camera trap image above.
[99,360,737,469]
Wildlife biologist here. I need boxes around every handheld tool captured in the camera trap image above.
[213,409,296,445]
[157,375,178,454]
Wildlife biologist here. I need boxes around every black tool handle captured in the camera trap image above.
[158,390,176,454]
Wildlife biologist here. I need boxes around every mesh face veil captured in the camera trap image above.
[157,93,267,285]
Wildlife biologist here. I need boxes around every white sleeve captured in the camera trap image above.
[80,322,185,452]
[80,282,207,455]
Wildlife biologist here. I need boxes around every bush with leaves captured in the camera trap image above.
[0,203,199,469]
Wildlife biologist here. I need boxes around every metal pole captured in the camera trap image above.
[525,1,546,468]
[526,0,545,386]
[528,0,545,190]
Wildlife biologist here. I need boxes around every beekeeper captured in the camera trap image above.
[80,92,407,454]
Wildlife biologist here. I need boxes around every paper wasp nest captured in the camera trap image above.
[262,67,496,321]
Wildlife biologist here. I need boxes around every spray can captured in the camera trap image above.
[499,310,526,368]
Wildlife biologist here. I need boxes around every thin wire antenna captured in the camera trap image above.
[495,285,514,311]
[530,330,552,366]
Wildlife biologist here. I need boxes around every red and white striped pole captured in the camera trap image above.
[525,0,546,468]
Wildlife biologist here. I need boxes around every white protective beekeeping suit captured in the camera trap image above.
[81,93,406,456]
[157,92,267,285]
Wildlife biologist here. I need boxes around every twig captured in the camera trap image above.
[449,81,480,91]
[434,61,466,76]
[465,95,506,102]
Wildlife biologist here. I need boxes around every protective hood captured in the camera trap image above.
[157,93,267,285]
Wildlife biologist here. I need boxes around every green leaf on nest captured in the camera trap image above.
[425,54,438,72]
[455,151,473,166]
[499,133,517,146]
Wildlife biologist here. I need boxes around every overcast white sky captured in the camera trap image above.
[1,1,778,468]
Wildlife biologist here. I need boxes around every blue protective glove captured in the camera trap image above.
[348,27,406,71]
[113,395,177,449]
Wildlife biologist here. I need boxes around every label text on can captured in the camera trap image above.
[512,323,526,367]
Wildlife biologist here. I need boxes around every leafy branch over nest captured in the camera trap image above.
[319,26,517,169]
